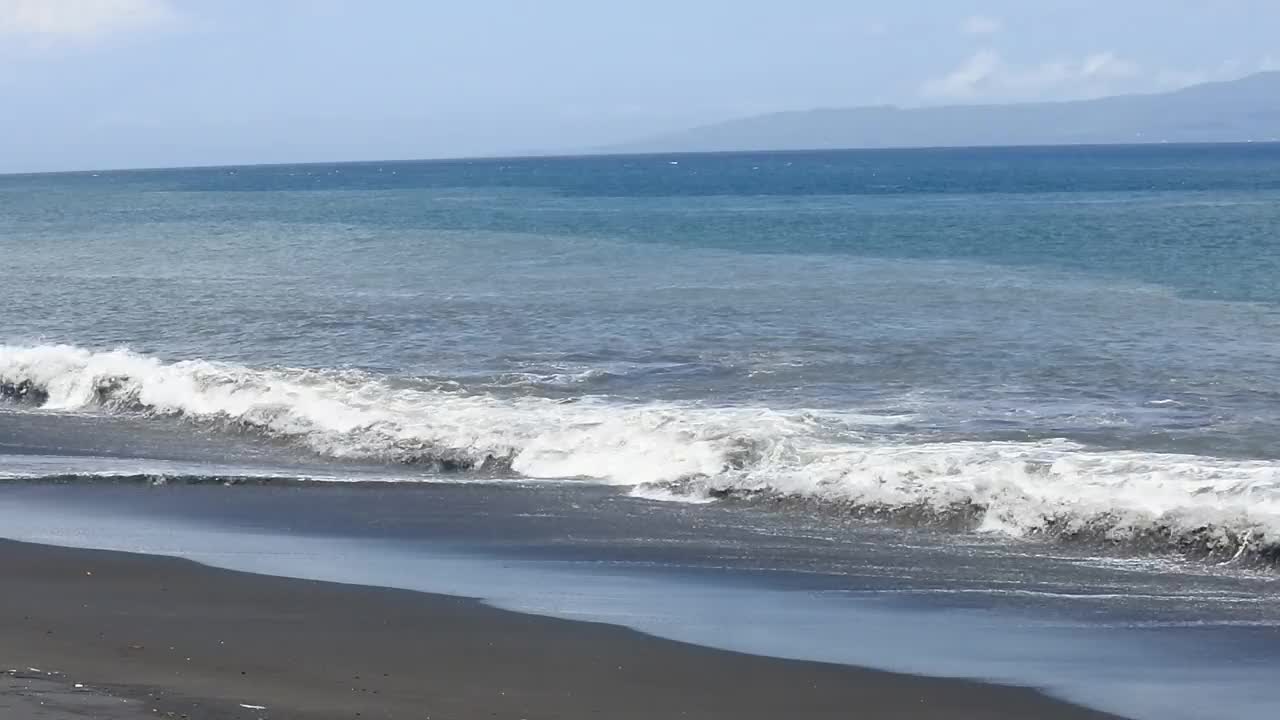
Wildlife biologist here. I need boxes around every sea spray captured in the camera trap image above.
[3,343,1279,565]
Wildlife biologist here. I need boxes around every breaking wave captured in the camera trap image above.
[0,344,790,484]
[2,344,1279,566]
[0,472,319,487]
[0,471,534,487]
[647,443,1280,566]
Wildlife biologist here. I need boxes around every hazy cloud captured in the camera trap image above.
[0,0,175,40]
[921,49,1145,102]
[961,15,1003,35]
[1079,52,1142,80]
[1154,56,1279,90]
[920,49,1002,99]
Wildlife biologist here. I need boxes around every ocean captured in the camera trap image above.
[2,145,1280,718]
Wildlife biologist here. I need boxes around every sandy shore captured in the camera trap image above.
[0,539,1124,719]
[1,671,154,719]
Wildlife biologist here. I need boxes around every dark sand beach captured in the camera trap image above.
[0,539,1125,720]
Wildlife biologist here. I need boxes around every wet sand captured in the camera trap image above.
[1,671,152,719]
[0,539,1124,720]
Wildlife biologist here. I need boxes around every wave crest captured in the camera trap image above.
[644,442,1280,566]
[4,344,1280,566]
[0,344,791,484]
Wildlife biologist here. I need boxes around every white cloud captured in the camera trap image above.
[961,15,1003,35]
[1154,57,1280,90]
[921,50,1147,102]
[921,51,1280,104]
[0,0,175,40]
[1080,52,1141,80]
[920,49,1003,99]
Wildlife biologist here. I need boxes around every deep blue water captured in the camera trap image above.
[1,144,1279,562]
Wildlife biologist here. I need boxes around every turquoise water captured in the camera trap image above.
[2,145,1280,564]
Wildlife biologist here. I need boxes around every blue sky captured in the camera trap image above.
[2,0,1278,172]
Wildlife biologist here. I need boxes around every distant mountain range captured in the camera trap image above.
[607,72,1280,153]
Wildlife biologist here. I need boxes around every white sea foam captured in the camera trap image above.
[0,344,806,485]
[660,440,1280,562]
[3,344,1279,562]
[629,484,718,504]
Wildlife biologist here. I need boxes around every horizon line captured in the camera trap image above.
[5,139,1280,179]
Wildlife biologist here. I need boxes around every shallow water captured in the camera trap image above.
[0,483,1276,720]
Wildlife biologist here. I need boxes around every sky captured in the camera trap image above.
[2,0,1279,172]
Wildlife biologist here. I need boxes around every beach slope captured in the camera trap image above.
[0,539,1123,719]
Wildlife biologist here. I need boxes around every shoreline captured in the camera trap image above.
[0,538,1124,720]
[1,670,152,719]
